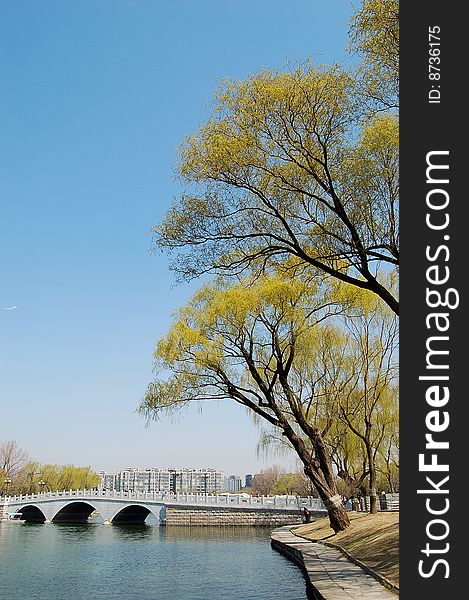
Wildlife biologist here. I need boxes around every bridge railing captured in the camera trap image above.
[2,489,325,510]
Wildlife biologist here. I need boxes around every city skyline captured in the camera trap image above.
[97,468,253,495]
[1,1,354,477]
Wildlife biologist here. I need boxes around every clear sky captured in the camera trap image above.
[1,0,355,477]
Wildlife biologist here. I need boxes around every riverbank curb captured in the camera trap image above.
[270,525,398,599]
[295,532,399,594]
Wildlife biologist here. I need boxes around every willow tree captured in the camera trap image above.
[326,420,370,502]
[376,423,399,493]
[349,0,399,110]
[153,1,399,313]
[14,461,42,494]
[154,66,399,314]
[249,284,399,513]
[37,464,100,492]
[254,334,370,504]
[335,293,399,513]
[139,274,352,532]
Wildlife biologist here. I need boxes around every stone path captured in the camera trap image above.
[271,526,398,599]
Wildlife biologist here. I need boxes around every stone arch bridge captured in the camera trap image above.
[2,490,324,526]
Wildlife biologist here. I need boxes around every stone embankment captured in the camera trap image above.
[164,505,318,526]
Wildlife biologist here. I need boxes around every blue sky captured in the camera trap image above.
[1,0,354,477]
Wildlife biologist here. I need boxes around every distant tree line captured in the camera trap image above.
[0,440,100,496]
[250,458,398,499]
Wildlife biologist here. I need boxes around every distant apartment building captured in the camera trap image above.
[171,468,225,494]
[99,472,116,491]
[226,474,243,492]
[99,468,224,494]
[244,474,252,489]
[114,468,171,494]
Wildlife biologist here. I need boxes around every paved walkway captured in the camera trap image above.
[271,526,398,599]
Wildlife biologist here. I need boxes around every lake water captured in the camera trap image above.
[0,521,310,599]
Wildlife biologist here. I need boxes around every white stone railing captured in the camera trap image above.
[2,489,324,510]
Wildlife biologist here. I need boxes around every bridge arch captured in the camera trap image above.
[51,501,98,524]
[17,505,47,523]
[110,504,160,525]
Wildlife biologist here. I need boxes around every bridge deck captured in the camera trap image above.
[2,490,325,525]
[3,490,322,511]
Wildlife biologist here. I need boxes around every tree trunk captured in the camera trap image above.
[326,503,351,533]
[275,419,351,532]
[366,444,378,514]
[314,485,350,532]
[303,464,350,532]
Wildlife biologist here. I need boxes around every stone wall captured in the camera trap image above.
[1,502,9,520]
[164,504,304,526]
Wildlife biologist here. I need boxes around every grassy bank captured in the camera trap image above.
[293,512,399,586]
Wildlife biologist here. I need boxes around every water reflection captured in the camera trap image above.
[111,523,157,540]
[0,521,310,600]
[163,524,274,542]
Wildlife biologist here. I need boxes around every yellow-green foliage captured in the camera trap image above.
[156,274,321,365]
[143,272,336,416]
[350,0,399,75]
[143,269,396,426]
[156,59,399,315]
[154,0,399,318]
[7,462,100,494]
[179,66,356,183]
[38,465,100,491]
[349,0,399,108]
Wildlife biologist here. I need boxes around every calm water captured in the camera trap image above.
[0,522,310,600]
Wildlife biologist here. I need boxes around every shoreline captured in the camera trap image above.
[271,525,399,599]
